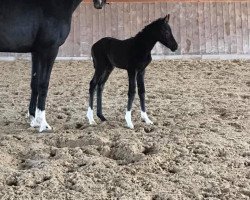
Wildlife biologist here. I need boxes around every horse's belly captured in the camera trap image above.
[0,36,34,53]
[0,21,38,52]
[0,37,35,53]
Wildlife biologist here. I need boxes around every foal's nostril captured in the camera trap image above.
[175,43,178,50]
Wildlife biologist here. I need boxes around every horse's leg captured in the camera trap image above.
[32,48,58,132]
[87,70,101,125]
[29,52,40,127]
[96,69,112,121]
[125,70,137,129]
[137,69,153,125]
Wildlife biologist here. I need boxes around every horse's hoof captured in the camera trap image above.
[30,116,40,128]
[39,123,52,133]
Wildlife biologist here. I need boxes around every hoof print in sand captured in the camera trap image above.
[110,139,144,164]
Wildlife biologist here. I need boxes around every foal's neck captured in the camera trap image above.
[135,28,157,54]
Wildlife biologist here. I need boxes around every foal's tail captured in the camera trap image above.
[91,38,111,70]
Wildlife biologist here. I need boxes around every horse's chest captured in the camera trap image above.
[37,19,70,48]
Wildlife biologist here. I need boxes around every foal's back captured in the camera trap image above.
[92,37,136,69]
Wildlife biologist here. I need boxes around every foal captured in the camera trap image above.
[87,15,178,129]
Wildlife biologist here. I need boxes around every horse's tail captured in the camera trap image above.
[91,45,97,69]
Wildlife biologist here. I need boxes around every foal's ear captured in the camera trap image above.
[164,14,170,23]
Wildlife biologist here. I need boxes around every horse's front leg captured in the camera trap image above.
[31,48,58,132]
[137,70,153,125]
[28,52,39,127]
[125,70,137,129]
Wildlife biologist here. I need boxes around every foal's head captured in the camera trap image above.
[93,0,107,9]
[154,15,178,52]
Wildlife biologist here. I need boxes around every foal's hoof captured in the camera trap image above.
[127,124,134,129]
[97,114,107,122]
[89,120,96,125]
[143,119,154,125]
[126,123,134,129]
[141,112,154,125]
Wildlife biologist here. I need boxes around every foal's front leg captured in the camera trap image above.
[87,72,99,125]
[137,70,153,125]
[125,70,137,129]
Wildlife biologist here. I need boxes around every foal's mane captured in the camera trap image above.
[134,17,164,39]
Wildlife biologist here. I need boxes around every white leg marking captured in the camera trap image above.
[38,109,51,133]
[87,107,96,125]
[125,110,134,129]
[141,111,154,125]
[30,108,51,132]
[30,108,40,128]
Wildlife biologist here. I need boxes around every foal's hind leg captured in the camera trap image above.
[125,70,137,129]
[97,69,112,121]
[87,71,101,125]
[137,70,153,125]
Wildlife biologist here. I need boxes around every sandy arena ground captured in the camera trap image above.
[0,59,249,200]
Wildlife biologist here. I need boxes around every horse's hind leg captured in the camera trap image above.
[97,69,112,121]
[137,69,153,125]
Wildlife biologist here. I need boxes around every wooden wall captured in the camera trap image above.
[60,1,250,57]
[1,1,250,58]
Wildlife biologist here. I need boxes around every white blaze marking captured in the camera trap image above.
[87,107,96,125]
[141,111,154,125]
[125,110,134,129]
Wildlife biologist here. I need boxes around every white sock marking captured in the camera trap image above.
[87,107,96,125]
[141,111,154,125]
[30,108,51,132]
[125,110,134,129]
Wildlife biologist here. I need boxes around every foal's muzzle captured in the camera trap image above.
[171,43,178,52]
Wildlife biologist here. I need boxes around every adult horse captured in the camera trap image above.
[0,0,106,132]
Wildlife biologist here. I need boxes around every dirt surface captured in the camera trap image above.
[0,59,249,200]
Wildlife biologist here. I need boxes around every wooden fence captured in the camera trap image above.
[1,1,250,58]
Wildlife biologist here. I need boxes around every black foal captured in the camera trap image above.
[87,14,178,129]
